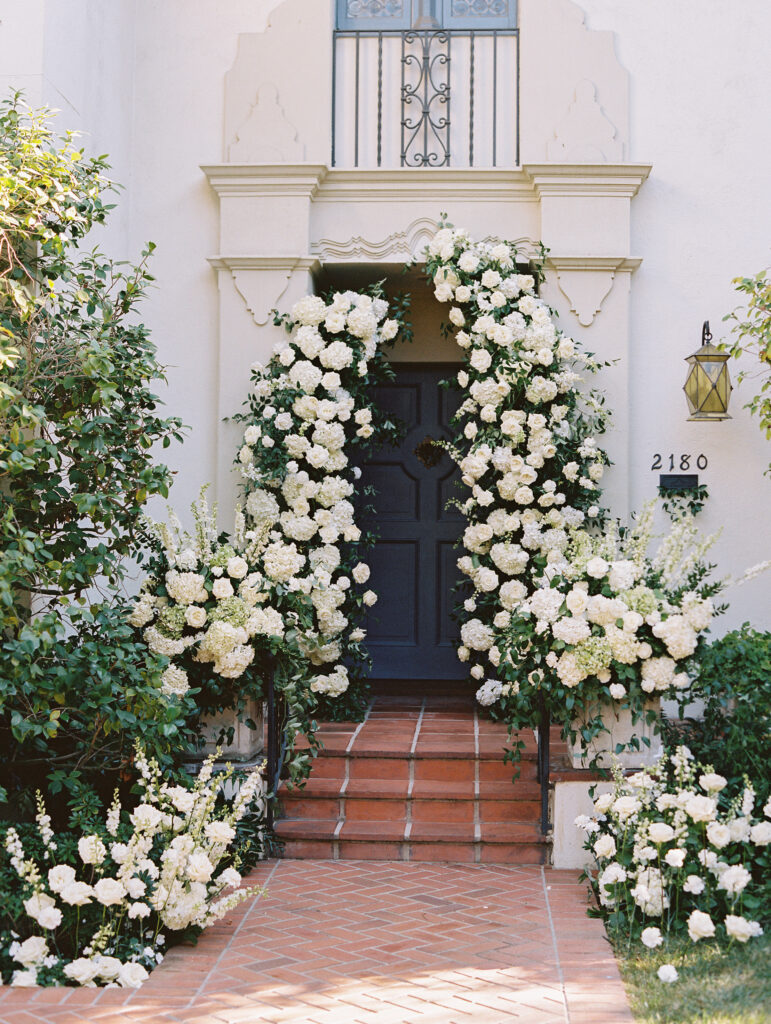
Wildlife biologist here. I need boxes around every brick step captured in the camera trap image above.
[279,776,542,801]
[275,818,543,843]
[275,821,547,864]
[280,840,547,864]
[278,795,541,824]
[312,738,538,761]
[307,754,538,783]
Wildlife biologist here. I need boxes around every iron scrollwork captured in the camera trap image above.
[400,30,451,167]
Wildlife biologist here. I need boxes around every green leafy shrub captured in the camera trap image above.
[0,94,187,811]
[664,625,771,807]
[722,269,771,472]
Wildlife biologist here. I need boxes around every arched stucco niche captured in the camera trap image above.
[317,263,462,365]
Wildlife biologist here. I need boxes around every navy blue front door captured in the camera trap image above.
[360,367,466,679]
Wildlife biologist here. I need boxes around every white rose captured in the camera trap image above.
[218,867,242,889]
[226,556,248,580]
[362,590,377,607]
[125,877,147,899]
[48,864,77,893]
[204,821,237,844]
[641,927,663,949]
[212,577,234,600]
[78,835,106,865]
[682,874,705,895]
[685,795,717,823]
[13,936,49,967]
[60,881,94,906]
[186,851,214,883]
[699,773,727,793]
[469,347,492,373]
[94,877,127,906]
[118,962,150,988]
[657,964,678,983]
[687,909,715,941]
[586,556,609,579]
[706,822,732,849]
[664,848,686,868]
[717,864,751,896]
[750,820,771,845]
[131,803,164,830]
[64,957,100,985]
[93,955,123,979]
[648,822,675,845]
[11,969,38,987]
[352,563,370,584]
[612,796,641,820]
[185,605,207,628]
[725,915,763,943]
[593,834,616,859]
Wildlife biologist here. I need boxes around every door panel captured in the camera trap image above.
[360,367,467,679]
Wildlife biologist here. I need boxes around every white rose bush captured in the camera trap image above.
[424,221,724,762]
[576,746,768,970]
[235,285,404,724]
[0,745,265,988]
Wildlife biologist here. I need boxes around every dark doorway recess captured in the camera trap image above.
[359,365,467,679]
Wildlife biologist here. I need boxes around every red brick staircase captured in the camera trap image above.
[275,685,552,864]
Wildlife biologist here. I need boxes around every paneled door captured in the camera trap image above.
[359,366,467,679]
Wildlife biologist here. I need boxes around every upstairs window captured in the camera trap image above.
[336,0,517,31]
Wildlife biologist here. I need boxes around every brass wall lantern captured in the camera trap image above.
[683,321,732,421]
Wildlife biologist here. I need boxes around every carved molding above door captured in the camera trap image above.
[546,255,641,327]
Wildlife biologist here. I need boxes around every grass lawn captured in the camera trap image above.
[614,933,771,1024]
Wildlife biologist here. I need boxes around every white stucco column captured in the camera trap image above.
[203,164,325,518]
[527,164,651,516]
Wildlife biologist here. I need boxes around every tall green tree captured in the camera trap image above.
[0,94,190,817]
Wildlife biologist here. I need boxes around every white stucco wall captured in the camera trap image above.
[577,0,771,631]
[1,0,769,626]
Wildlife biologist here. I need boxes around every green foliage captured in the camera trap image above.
[664,625,771,807]
[0,94,188,813]
[722,269,771,473]
[658,484,710,519]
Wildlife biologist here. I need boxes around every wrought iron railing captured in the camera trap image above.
[263,658,288,831]
[332,27,519,168]
[536,695,551,838]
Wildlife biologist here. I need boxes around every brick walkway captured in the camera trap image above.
[0,860,633,1024]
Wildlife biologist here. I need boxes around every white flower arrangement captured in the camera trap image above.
[424,222,726,759]
[237,287,401,705]
[0,746,265,988]
[577,746,766,964]
[130,489,286,702]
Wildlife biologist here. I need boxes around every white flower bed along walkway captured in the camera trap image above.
[0,860,633,1023]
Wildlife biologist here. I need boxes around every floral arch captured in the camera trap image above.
[135,221,718,777]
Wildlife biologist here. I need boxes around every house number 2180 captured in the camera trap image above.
[651,453,708,471]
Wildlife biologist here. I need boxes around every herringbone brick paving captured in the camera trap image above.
[0,860,634,1024]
